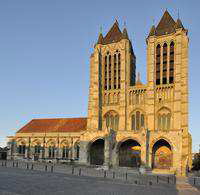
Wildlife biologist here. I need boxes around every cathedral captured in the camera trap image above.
[8,10,192,176]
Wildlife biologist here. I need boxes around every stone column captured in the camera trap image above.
[44,147,48,159]
[25,147,29,159]
[39,148,43,159]
[79,141,88,165]
[7,141,17,160]
[104,136,110,167]
[58,147,63,159]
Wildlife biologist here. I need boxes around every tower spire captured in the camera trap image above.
[97,26,104,44]
[122,23,129,39]
[136,72,142,86]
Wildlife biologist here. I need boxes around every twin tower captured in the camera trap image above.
[83,10,192,175]
[9,10,192,176]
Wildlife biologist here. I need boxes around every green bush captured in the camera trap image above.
[192,153,200,171]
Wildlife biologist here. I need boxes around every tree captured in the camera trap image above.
[192,153,200,171]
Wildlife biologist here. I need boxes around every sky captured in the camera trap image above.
[0,0,199,152]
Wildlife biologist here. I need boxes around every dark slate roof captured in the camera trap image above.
[175,18,184,29]
[97,20,129,44]
[97,33,104,44]
[156,10,176,36]
[148,10,185,37]
[149,25,156,36]
[103,21,123,44]
[122,28,129,39]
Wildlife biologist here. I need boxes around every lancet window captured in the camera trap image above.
[169,42,174,84]
[131,111,145,131]
[162,43,167,84]
[156,44,161,85]
[104,50,121,90]
[105,111,119,130]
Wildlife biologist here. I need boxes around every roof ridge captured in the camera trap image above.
[31,117,87,120]
[103,21,123,44]
[155,10,176,36]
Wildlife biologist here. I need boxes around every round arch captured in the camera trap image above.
[152,139,173,169]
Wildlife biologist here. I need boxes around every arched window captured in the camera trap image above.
[141,114,145,127]
[34,144,41,154]
[18,144,26,155]
[156,44,161,85]
[136,111,140,130]
[131,114,135,130]
[162,43,168,84]
[167,113,171,129]
[74,143,80,159]
[48,146,55,158]
[157,108,171,130]
[114,54,117,89]
[108,55,112,89]
[104,55,107,90]
[105,111,119,130]
[104,51,121,91]
[169,42,174,84]
[158,114,161,129]
[62,146,69,159]
[131,111,145,131]
[118,53,121,89]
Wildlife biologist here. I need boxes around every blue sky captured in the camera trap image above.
[0,0,199,152]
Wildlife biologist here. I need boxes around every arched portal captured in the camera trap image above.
[89,139,104,165]
[118,139,141,167]
[152,139,172,169]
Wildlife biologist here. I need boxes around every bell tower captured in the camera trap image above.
[146,10,192,173]
[87,21,136,131]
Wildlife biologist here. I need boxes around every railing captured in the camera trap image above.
[188,176,200,187]
[0,160,176,187]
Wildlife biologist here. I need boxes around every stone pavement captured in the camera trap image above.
[0,166,199,195]
[176,177,200,195]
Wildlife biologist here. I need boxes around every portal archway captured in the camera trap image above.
[152,139,172,169]
[89,139,104,165]
[118,139,141,167]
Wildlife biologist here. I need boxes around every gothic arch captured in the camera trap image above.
[16,139,27,146]
[129,108,146,116]
[150,137,174,151]
[156,107,172,130]
[156,106,171,115]
[104,110,119,117]
[32,139,42,146]
[88,138,105,165]
[151,138,173,169]
[104,110,119,130]
[60,140,69,147]
[46,139,56,147]
[87,137,105,149]
[116,137,141,153]
[117,138,141,168]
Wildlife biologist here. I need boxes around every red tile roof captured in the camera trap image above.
[17,118,87,133]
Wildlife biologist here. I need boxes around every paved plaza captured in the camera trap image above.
[0,166,199,195]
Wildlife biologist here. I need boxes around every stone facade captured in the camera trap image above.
[8,11,192,176]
